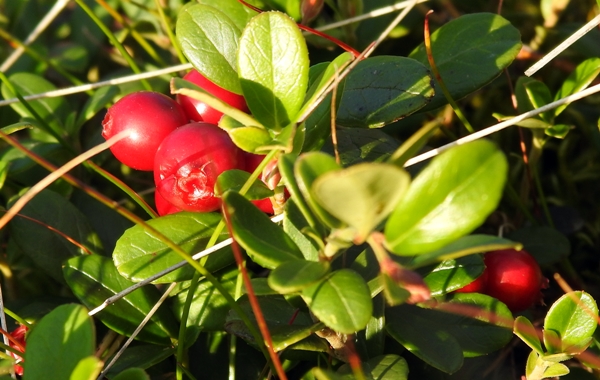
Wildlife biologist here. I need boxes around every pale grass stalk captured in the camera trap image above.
[0,0,70,73]
[525,13,600,76]
[404,82,600,167]
[0,130,131,231]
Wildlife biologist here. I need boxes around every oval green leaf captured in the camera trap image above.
[176,4,242,93]
[223,190,303,269]
[337,56,434,128]
[8,189,103,282]
[238,11,309,130]
[410,13,522,111]
[338,354,409,380]
[514,315,544,355]
[384,140,508,256]
[268,259,331,294]
[423,255,485,297]
[216,169,273,199]
[313,162,410,242]
[63,255,179,345]
[113,212,233,283]
[22,304,94,380]
[301,269,373,334]
[544,291,598,354]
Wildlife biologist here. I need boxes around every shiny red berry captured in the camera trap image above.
[484,249,545,312]
[154,122,242,213]
[9,325,27,376]
[155,190,182,216]
[102,91,188,171]
[176,69,249,124]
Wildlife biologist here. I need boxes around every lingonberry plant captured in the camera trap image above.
[1,0,600,379]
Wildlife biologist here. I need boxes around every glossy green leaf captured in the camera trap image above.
[238,11,309,130]
[524,79,553,123]
[283,199,320,261]
[295,152,343,228]
[356,295,386,359]
[229,125,274,153]
[112,368,150,380]
[545,124,571,138]
[407,234,519,268]
[514,316,544,355]
[338,354,409,380]
[64,255,179,345]
[8,189,103,282]
[22,304,94,380]
[216,169,273,199]
[268,259,330,293]
[313,163,410,242]
[196,0,256,30]
[172,268,238,333]
[385,140,508,256]
[113,212,233,283]
[69,356,103,380]
[553,57,600,117]
[387,293,512,372]
[337,56,434,128]
[223,191,303,269]
[301,269,373,334]
[321,127,400,167]
[410,13,522,111]
[543,363,570,377]
[0,140,71,186]
[423,255,485,297]
[544,291,598,354]
[176,4,242,93]
[1,72,71,132]
[507,226,570,266]
[312,368,347,380]
[381,273,411,306]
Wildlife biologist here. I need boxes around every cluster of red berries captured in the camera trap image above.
[455,248,548,312]
[101,70,277,215]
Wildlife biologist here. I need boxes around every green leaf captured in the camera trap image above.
[553,57,600,117]
[113,212,233,283]
[295,152,343,228]
[544,291,598,354]
[268,259,330,293]
[172,268,238,332]
[196,0,256,30]
[507,226,570,266]
[283,199,321,261]
[112,368,150,380]
[69,356,103,380]
[313,163,410,242]
[238,11,309,130]
[321,127,400,167]
[385,140,508,255]
[407,234,520,268]
[337,56,434,128]
[543,363,570,377]
[8,189,103,282]
[338,354,409,379]
[22,304,94,380]
[545,124,571,139]
[423,255,485,297]
[63,255,179,345]
[410,13,522,111]
[216,169,273,199]
[514,315,544,355]
[176,4,242,93]
[356,295,386,359]
[1,72,71,133]
[229,125,274,153]
[223,191,303,269]
[524,79,553,123]
[301,269,373,334]
[381,273,411,306]
[387,294,512,372]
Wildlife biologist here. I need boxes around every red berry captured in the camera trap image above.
[102,91,188,171]
[177,69,249,124]
[154,122,242,213]
[455,269,488,293]
[9,325,27,376]
[483,249,545,312]
[155,190,182,216]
